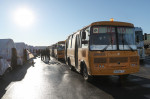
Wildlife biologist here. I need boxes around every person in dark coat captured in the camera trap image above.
[46,49,50,61]
[44,49,47,61]
[41,50,44,61]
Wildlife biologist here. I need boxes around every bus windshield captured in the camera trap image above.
[90,26,137,51]
[57,44,65,51]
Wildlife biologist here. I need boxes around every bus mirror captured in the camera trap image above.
[144,33,147,40]
[82,31,86,39]
[136,35,139,43]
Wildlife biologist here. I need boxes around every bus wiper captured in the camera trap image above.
[101,44,109,52]
[123,35,134,51]
[101,35,113,52]
[127,43,134,51]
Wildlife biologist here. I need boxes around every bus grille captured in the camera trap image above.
[130,56,138,62]
[94,58,107,63]
[109,57,128,63]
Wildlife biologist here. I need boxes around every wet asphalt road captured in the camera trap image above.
[0,57,150,99]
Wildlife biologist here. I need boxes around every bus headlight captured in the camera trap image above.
[99,65,101,68]
[131,63,137,66]
[102,65,104,68]
[99,65,104,68]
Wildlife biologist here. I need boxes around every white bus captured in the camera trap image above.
[135,27,145,61]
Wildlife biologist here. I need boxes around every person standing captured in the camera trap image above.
[41,50,43,61]
[44,49,46,61]
[47,49,50,61]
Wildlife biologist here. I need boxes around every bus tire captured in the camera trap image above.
[80,62,84,75]
[83,64,92,81]
[68,58,74,71]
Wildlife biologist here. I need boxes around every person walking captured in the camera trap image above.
[41,50,44,61]
[47,49,50,61]
[44,49,46,61]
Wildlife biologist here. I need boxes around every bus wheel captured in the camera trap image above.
[83,64,92,81]
[68,59,74,71]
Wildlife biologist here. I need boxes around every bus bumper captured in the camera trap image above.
[91,66,139,76]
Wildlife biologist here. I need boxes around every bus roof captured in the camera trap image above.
[57,41,65,44]
[69,21,134,37]
[91,21,134,27]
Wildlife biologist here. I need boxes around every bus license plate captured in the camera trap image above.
[114,70,125,73]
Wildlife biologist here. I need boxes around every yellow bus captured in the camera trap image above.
[65,20,139,81]
[54,41,65,61]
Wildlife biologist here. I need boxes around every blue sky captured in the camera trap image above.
[0,0,150,46]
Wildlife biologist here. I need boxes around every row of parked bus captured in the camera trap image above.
[49,41,65,61]
[0,39,36,77]
[49,20,147,81]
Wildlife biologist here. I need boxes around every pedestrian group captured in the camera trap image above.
[40,49,50,62]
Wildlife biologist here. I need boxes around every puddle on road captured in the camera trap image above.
[49,61,61,65]
[130,78,143,82]
[142,84,150,88]
[144,95,150,99]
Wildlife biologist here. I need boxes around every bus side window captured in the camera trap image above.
[79,31,82,48]
[71,35,74,48]
[72,34,76,49]
[68,36,72,48]
[77,35,80,48]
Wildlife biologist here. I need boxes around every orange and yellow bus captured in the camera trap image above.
[54,41,65,61]
[65,20,139,81]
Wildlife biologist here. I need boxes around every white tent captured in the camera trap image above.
[0,39,16,65]
[15,42,27,65]
[0,39,15,75]
[0,58,11,76]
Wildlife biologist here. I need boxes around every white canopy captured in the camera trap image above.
[0,58,10,76]
[0,39,15,49]
[0,39,16,61]
[0,39,14,75]
[15,42,27,65]
[15,42,26,56]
